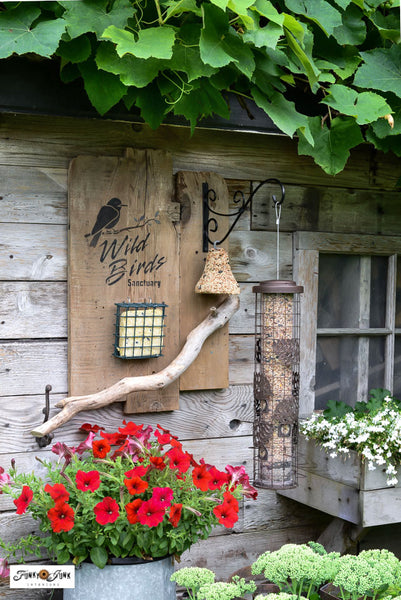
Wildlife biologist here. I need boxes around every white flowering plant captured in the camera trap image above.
[170,567,256,600]
[300,389,401,486]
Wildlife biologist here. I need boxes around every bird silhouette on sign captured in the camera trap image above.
[85,197,127,247]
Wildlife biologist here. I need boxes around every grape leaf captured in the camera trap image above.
[243,20,283,50]
[96,42,163,87]
[171,44,218,81]
[251,88,313,144]
[250,0,284,25]
[298,116,364,175]
[333,4,366,46]
[371,92,401,138]
[136,81,167,129]
[283,0,343,36]
[103,25,175,60]
[353,45,401,97]
[0,5,65,59]
[163,0,201,20]
[78,59,127,115]
[200,4,255,77]
[57,34,92,64]
[173,78,230,132]
[59,0,133,40]
[322,84,391,125]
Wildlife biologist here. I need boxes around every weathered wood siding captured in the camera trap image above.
[0,112,400,598]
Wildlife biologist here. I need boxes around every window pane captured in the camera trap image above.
[315,337,359,409]
[370,257,387,328]
[368,336,385,392]
[393,336,401,399]
[317,255,361,328]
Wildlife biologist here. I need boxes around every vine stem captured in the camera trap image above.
[154,0,164,25]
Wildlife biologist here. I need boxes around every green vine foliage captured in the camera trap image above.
[0,0,400,175]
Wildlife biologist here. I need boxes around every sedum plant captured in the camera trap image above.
[255,595,307,600]
[171,568,256,600]
[0,0,400,175]
[332,549,401,600]
[251,543,340,599]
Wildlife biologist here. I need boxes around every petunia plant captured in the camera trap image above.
[0,422,257,569]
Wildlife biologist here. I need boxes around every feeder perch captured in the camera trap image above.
[114,302,167,359]
[253,280,303,489]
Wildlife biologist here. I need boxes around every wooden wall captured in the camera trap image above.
[0,112,400,599]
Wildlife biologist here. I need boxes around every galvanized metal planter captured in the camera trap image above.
[278,436,401,527]
[63,555,175,600]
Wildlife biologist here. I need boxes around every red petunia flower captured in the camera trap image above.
[125,498,143,524]
[44,482,70,503]
[124,476,149,496]
[13,486,33,515]
[169,438,182,449]
[137,499,165,527]
[94,497,120,525]
[47,502,75,532]
[92,439,111,459]
[118,421,144,436]
[166,447,191,473]
[222,491,239,513]
[169,503,182,528]
[152,487,173,508]
[213,503,238,528]
[208,466,229,490]
[124,466,148,478]
[80,423,104,433]
[156,424,179,440]
[100,431,127,445]
[76,470,101,493]
[149,456,166,470]
[192,465,213,491]
[75,432,96,456]
[154,429,171,445]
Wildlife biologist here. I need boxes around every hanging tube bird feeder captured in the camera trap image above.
[252,193,303,489]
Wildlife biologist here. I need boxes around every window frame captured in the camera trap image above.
[294,232,401,417]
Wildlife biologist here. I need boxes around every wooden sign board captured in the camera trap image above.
[177,171,230,391]
[68,149,180,413]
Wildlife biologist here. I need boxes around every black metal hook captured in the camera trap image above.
[202,178,285,252]
[34,384,54,448]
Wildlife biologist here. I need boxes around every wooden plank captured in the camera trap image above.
[0,224,66,281]
[252,183,401,235]
[230,231,292,282]
[0,282,67,339]
[228,283,255,334]
[294,247,319,417]
[0,385,254,453]
[297,232,401,255]
[176,171,230,391]
[0,341,67,396]
[278,470,361,524]
[229,334,254,384]
[360,488,401,527]
[1,113,391,190]
[0,165,67,224]
[68,150,180,413]
[384,254,397,389]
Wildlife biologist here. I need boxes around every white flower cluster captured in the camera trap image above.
[300,396,401,486]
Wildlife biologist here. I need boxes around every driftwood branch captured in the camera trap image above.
[31,295,240,438]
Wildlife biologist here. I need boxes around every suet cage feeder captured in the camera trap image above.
[114,302,167,359]
[253,280,303,489]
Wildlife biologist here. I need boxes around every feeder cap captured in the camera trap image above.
[252,280,304,294]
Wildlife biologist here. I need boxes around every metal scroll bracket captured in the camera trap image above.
[34,384,54,448]
[202,177,285,252]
